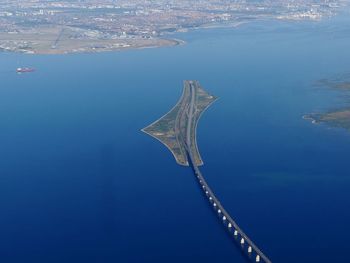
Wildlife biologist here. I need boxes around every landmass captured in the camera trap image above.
[142,80,216,166]
[304,75,350,131]
[0,26,180,54]
[315,78,350,91]
[0,0,348,54]
[304,110,350,130]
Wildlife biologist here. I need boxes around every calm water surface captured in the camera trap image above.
[1,11,350,263]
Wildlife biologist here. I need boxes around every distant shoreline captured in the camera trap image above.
[0,36,185,55]
[0,21,251,55]
[0,17,334,55]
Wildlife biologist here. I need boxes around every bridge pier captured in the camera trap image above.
[228,223,232,228]
[248,246,252,253]
[241,238,245,245]
[234,230,238,236]
[256,255,260,262]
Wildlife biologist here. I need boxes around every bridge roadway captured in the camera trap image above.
[185,82,272,263]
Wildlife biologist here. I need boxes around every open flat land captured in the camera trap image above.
[0,26,179,54]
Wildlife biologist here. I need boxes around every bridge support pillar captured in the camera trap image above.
[223,216,226,221]
[256,255,260,262]
[240,238,245,245]
[234,230,238,236]
[248,246,252,253]
[228,223,232,228]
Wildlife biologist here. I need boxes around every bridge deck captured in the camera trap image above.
[187,151,272,263]
[185,81,271,263]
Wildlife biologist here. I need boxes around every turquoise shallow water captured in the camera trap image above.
[1,11,350,263]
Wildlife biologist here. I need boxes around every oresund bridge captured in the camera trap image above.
[142,80,272,263]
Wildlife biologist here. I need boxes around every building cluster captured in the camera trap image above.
[0,0,347,45]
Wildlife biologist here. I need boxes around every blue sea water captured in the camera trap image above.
[1,11,350,263]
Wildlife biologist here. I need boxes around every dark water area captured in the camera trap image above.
[1,10,350,263]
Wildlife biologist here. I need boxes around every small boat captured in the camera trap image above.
[16,67,35,73]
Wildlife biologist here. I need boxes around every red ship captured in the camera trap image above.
[16,67,35,73]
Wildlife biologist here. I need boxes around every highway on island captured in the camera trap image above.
[143,80,272,262]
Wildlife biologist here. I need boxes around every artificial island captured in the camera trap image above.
[142,80,216,166]
[142,81,271,263]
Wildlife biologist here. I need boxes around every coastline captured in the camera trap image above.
[0,20,252,55]
[0,14,340,56]
[302,114,318,124]
[0,37,185,55]
[304,73,350,132]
